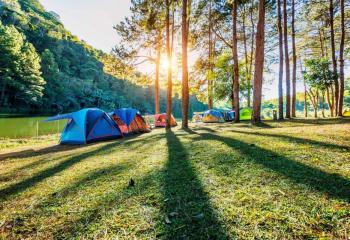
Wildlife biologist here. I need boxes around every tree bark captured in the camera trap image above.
[291,0,297,117]
[181,0,189,128]
[208,2,213,109]
[232,0,240,123]
[304,82,308,117]
[248,3,255,108]
[166,0,173,129]
[338,0,345,116]
[321,91,326,118]
[242,6,249,109]
[155,44,161,114]
[326,87,334,117]
[252,0,266,124]
[329,0,339,115]
[300,59,308,117]
[283,0,291,118]
[277,0,284,120]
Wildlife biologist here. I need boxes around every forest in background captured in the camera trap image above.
[0,0,207,117]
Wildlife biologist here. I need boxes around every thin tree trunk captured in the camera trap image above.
[326,87,334,116]
[242,6,250,108]
[300,59,308,117]
[252,0,266,124]
[329,0,339,115]
[338,0,345,116]
[304,82,308,117]
[283,0,291,118]
[307,89,318,118]
[248,3,255,108]
[291,0,297,117]
[181,0,189,128]
[277,0,284,120]
[208,2,213,109]
[155,45,161,114]
[166,0,173,129]
[318,28,325,58]
[321,91,326,118]
[232,0,240,123]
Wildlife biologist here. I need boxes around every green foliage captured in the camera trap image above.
[303,58,336,92]
[0,20,45,106]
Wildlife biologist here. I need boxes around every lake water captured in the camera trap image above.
[0,114,66,138]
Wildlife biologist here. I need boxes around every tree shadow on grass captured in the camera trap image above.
[51,170,162,239]
[0,134,163,202]
[161,129,229,239]
[0,145,85,161]
[194,133,350,202]
[230,129,350,151]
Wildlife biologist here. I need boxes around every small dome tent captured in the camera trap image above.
[343,108,350,117]
[203,110,225,123]
[154,113,177,127]
[110,108,151,134]
[224,110,235,122]
[192,112,204,123]
[45,108,123,144]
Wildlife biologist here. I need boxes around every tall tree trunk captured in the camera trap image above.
[155,45,161,114]
[242,6,250,109]
[283,0,291,118]
[277,0,284,120]
[338,0,345,116]
[208,2,213,109]
[166,0,173,129]
[181,0,189,128]
[318,28,325,58]
[300,59,308,117]
[326,87,334,116]
[248,3,255,108]
[321,91,326,118]
[291,0,297,117]
[232,0,240,123]
[252,0,266,124]
[304,82,308,117]
[307,89,318,118]
[329,0,339,115]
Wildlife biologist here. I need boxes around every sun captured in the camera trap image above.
[160,55,177,72]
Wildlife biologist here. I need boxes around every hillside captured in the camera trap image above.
[0,0,206,115]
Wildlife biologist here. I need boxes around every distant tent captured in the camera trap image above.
[224,110,235,122]
[343,108,350,117]
[240,107,252,120]
[45,108,123,144]
[154,113,177,127]
[192,112,204,123]
[203,110,225,123]
[110,108,151,134]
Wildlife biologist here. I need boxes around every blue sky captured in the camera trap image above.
[40,0,131,53]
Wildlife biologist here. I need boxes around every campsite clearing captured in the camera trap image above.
[0,119,350,239]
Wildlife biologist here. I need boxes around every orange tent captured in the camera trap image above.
[110,108,151,134]
[154,113,177,127]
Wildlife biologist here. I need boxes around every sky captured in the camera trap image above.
[40,0,131,53]
[39,0,302,101]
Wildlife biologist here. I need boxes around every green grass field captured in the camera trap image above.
[0,119,350,239]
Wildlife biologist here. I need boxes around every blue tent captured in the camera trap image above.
[224,110,235,121]
[203,110,225,123]
[46,108,123,144]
